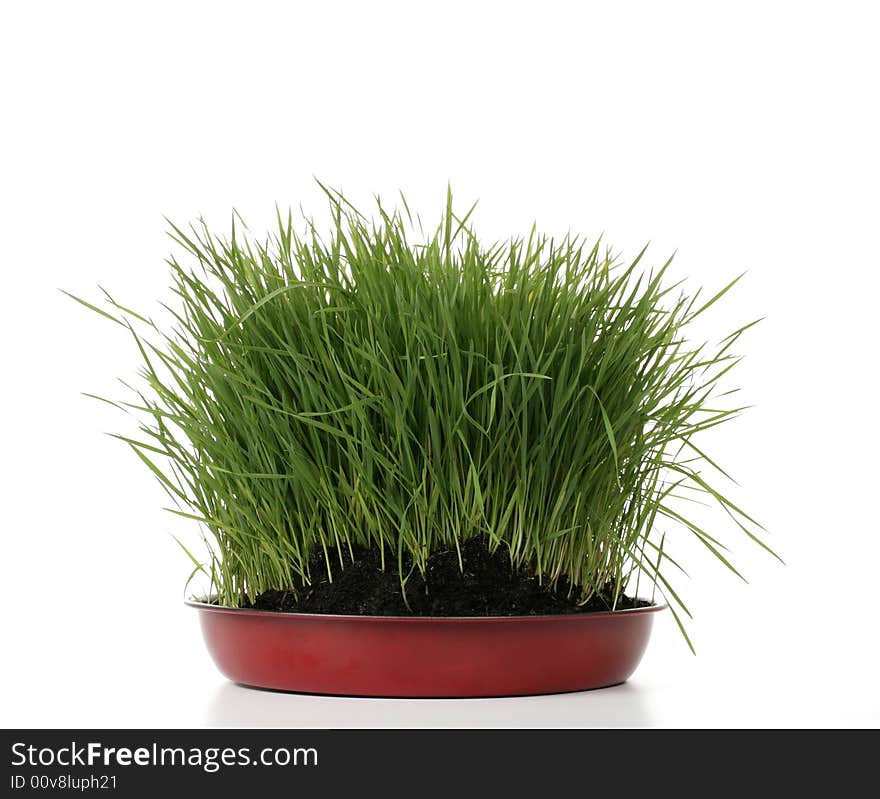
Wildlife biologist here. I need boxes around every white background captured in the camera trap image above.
[2,1,878,728]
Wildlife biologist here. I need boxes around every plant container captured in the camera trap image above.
[189,600,664,698]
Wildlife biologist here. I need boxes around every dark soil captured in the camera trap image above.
[242,537,651,616]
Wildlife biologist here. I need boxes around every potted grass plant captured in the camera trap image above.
[68,187,774,697]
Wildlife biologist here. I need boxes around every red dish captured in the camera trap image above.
[187,602,665,697]
[188,600,663,698]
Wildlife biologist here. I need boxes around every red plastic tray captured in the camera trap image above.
[189,600,663,697]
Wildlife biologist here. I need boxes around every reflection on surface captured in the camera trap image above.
[205,680,652,728]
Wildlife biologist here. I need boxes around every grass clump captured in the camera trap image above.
[68,186,774,646]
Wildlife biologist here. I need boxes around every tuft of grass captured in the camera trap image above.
[69,186,775,647]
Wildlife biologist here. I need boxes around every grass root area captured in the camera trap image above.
[244,537,652,617]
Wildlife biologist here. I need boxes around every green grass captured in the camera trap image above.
[68,186,775,648]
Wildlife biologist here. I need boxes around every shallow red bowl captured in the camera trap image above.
[189,600,664,698]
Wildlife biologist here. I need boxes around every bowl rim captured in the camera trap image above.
[185,596,667,623]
